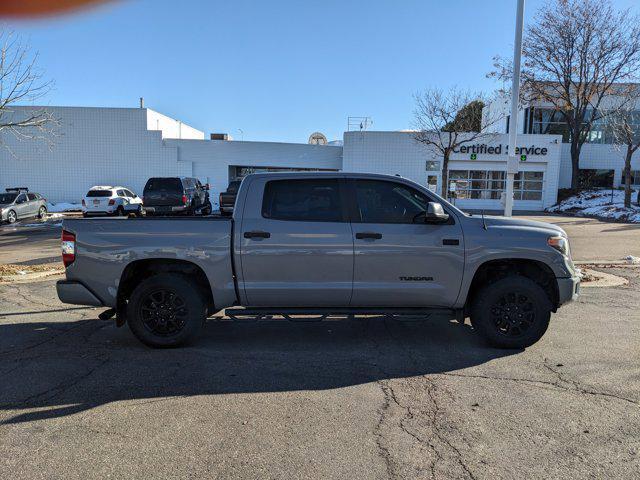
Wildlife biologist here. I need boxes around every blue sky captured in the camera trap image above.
[8,0,639,143]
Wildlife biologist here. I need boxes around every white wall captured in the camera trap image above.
[146,109,205,140]
[558,143,640,189]
[1,107,191,203]
[166,139,343,200]
[0,106,342,204]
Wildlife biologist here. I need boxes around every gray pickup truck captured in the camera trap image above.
[57,172,580,349]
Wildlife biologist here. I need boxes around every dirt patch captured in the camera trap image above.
[0,262,63,276]
[0,262,64,283]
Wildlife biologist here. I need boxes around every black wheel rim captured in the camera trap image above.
[489,291,535,338]
[139,288,188,337]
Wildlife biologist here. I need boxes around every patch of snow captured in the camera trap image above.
[624,255,640,264]
[47,202,82,212]
[546,189,640,223]
[47,213,65,219]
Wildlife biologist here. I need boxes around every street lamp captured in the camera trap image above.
[504,0,525,217]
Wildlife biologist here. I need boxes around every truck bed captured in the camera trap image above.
[61,216,237,310]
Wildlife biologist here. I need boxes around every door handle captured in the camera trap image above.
[244,230,271,239]
[356,232,382,240]
[442,238,459,246]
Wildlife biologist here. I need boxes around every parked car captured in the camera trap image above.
[143,177,212,216]
[0,188,48,224]
[219,180,241,216]
[82,186,143,217]
[57,172,580,349]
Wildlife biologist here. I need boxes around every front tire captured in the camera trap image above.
[470,276,551,349]
[38,205,47,219]
[127,273,206,348]
[6,210,17,224]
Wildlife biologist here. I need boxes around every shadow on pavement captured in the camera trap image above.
[0,316,519,424]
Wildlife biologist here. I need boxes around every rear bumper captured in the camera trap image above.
[557,275,580,307]
[56,280,104,306]
[145,205,188,214]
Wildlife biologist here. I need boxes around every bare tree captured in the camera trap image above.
[0,30,57,152]
[413,87,502,198]
[490,0,640,190]
[607,90,640,207]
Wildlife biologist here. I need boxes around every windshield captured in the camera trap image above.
[0,193,17,203]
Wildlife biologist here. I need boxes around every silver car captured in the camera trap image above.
[0,188,48,224]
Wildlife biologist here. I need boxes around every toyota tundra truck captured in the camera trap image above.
[56,172,580,349]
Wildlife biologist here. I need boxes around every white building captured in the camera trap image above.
[0,106,342,204]
[483,93,640,190]
[343,130,562,211]
[0,103,634,211]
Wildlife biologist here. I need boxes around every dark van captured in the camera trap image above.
[143,177,212,216]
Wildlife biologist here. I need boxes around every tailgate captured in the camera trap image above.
[143,191,183,207]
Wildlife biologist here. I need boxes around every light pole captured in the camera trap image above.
[504,0,525,217]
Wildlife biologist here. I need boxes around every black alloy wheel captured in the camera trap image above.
[489,291,536,338]
[139,288,188,337]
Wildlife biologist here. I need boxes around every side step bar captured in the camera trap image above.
[224,307,456,322]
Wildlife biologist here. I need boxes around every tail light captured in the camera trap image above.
[108,199,115,206]
[82,199,86,206]
[61,230,76,267]
[182,194,187,205]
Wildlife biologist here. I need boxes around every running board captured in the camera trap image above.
[223,307,455,322]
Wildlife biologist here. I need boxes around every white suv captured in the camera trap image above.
[82,186,143,217]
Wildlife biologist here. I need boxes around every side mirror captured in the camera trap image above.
[204,184,210,190]
[425,202,449,223]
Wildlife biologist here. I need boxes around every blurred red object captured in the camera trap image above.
[0,0,114,17]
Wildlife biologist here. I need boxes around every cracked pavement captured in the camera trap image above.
[0,270,639,479]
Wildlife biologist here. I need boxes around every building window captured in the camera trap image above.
[526,107,640,144]
[426,160,440,171]
[578,169,614,189]
[622,170,640,187]
[449,170,544,201]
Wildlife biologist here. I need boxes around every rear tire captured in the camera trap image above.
[116,206,125,217]
[470,275,551,349]
[127,273,206,348]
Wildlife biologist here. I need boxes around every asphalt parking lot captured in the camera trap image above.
[0,270,639,479]
[1,212,639,479]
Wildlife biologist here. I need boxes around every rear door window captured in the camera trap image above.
[117,190,126,197]
[262,179,344,222]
